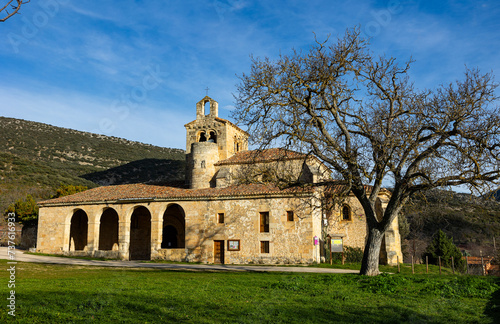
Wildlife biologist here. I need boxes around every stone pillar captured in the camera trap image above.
[118,219,130,261]
[87,219,100,253]
[150,207,163,259]
[62,221,71,253]
[209,100,218,117]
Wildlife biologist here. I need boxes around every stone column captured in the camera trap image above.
[87,219,99,254]
[150,205,163,260]
[118,219,130,261]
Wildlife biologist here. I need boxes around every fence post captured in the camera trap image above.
[411,255,414,274]
[465,256,468,274]
[481,256,485,276]
[397,255,400,273]
[451,256,455,274]
[439,256,441,275]
[426,255,428,274]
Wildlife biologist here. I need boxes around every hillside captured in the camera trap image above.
[0,116,185,213]
[402,189,500,260]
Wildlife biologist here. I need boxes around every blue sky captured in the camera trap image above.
[1,0,499,150]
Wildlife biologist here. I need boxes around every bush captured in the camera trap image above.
[422,229,465,271]
[330,246,364,263]
[4,194,39,226]
[51,184,88,198]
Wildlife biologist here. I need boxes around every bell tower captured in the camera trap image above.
[184,96,249,189]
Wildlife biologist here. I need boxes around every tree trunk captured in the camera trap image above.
[360,227,384,276]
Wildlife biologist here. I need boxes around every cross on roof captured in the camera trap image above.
[205,87,210,96]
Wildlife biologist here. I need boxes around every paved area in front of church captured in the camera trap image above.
[0,247,358,274]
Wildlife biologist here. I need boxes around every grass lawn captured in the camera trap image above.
[1,260,498,323]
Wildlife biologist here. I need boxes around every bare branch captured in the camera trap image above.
[1,0,29,22]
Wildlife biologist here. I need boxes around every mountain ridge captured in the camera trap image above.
[0,116,186,214]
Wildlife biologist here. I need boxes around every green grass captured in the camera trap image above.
[1,260,498,323]
[314,262,461,275]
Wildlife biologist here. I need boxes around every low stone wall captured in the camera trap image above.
[93,250,121,259]
[155,248,187,262]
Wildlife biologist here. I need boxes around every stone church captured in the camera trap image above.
[37,96,402,265]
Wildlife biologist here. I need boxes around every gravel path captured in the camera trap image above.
[0,247,359,274]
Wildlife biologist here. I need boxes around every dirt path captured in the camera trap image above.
[0,247,359,274]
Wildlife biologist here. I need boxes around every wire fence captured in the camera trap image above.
[402,255,499,276]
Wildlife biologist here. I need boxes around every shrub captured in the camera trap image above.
[51,184,88,198]
[4,194,39,226]
[422,229,465,271]
[330,246,364,263]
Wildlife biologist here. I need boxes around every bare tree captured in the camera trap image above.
[232,27,500,276]
[1,0,29,22]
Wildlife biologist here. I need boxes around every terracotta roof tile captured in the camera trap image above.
[38,183,313,206]
[216,148,307,166]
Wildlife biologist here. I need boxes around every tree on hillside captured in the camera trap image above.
[423,229,465,271]
[5,194,38,225]
[51,184,88,199]
[1,0,29,22]
[232,27,500,276]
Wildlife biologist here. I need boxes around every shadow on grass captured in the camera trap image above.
[484,279,500,322]
[8,290,467,324]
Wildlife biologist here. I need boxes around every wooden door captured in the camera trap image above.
[214,240,224,264]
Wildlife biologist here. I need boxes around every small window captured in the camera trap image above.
[342,205,351,221]
[199,131,207,142]
[260,212,269,232]
[287,211,294,222]
[217,213,225,224]
[260,241,270,253]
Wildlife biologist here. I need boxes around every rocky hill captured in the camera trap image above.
[0,116,186,213]
[402,189,500,260]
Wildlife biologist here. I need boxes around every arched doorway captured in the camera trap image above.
[69,209,88,251]
[99,208,119,251]
[129,206,151,260]
[162,204,185,249]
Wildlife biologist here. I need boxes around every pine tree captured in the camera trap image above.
[423,229,465,271]
[5,194,39,226]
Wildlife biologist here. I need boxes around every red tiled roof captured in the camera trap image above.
[216,148,308,166]
[38,183,314,206]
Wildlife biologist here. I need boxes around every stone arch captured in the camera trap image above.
[162,204,185,249]
[69,209,88,251]
[196,97,219,118]
[204,100,211,116]
[198,131,207,142]
[208,130,217,143]
[98,208,119,251]
[129,206,151,260]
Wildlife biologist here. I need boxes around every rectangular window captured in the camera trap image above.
[217,212,225,224]
[342,205,351,221]
[260,241,270,253]
[287,211,294,222]
[260,212,269,232]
